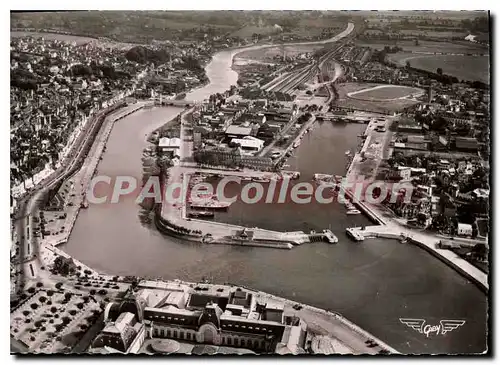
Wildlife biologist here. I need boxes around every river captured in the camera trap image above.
[62,39,487,354]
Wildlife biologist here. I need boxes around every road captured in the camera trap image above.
[11,103,129,293]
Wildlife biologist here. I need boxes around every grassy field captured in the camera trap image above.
[11,31,95,44]
[398,29,469,38]
[230,25,280,38]
[349,85,423,100]
[11,11,242,42]
[11,11,349,43]
[335,82,421,113]
[355,39,488,54]
[388,53,490,83]
[235,44,323,60]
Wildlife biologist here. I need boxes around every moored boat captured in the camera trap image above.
[188,211,215,218]
[190,200,232,210]
[252,176,270,183]
[346,209,361,215]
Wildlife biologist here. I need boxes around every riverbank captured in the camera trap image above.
[45,23,487,354]
[40,103,145,248]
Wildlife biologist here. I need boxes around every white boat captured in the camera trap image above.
[346,209,361,215]
[345,150,351,156]
[190,200,232,210]
[293,141,301,148]
[252,177,270,183]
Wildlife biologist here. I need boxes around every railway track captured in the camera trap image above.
[269,42,348,94]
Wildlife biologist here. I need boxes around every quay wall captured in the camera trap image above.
[407,237,488,294]
[359,228,488,292]
[340,186,385,226]
[274,115,317,166]
[219,281,399,354]
[214,238,293,250]
[344,120,488,292]
[44,103,144,247]
[155,211,294,249]
[154,213,204,243]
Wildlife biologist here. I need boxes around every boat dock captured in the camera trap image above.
[346,228,365,242]
[309,229,339,243]
[274,115,317,166]
[346,225,488,291]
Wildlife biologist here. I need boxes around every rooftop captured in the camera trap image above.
[225,125,253,136]
[159,137,181,148]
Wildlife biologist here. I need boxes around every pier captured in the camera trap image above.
[157,170,337,249]
[273,114,317,166]
[346,225,488,292]
[338,116,489,292]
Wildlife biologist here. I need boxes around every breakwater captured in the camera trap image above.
[154,207,295,249]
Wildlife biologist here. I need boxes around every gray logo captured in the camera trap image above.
[399,318,465,337]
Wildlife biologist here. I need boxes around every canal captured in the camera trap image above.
[62,46,487,354]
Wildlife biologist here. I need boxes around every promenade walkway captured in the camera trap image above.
[349,203,488,291]
[343,118,488,291]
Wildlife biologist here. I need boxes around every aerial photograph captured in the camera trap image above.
[10,10,490,355]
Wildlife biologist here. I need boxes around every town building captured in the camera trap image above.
[91,311,146,354]
[457,223,473,237]
[225,125,254,139]
[194,147,274,171]
[95,281,307,354]
[158,137,181,157]
[229,136,265,154]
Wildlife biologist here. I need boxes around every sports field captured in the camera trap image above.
[347,85,424,101]
[355,39,487,54]
[335,83,422,113]
[388,54,490,84]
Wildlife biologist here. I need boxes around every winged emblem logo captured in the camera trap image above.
[399,318,465,337]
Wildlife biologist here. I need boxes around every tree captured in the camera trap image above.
[436,68,443,76]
